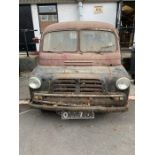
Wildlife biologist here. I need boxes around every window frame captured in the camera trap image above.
[38,4,58,32]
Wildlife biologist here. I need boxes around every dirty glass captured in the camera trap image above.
[43,31,77,52]
[38,5,57,13]
[80,31,117,52]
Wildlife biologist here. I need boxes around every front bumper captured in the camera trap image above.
[30,92,129,112]
[30,102,128,112]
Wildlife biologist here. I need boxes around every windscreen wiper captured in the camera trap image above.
[96,45,115,54]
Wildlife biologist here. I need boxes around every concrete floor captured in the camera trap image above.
[19,102,135,155]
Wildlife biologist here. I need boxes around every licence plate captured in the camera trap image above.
[61,111,95,120]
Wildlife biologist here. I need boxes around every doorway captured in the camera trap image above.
[19,5,36,52]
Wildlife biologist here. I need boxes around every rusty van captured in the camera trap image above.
[29,21,130,119]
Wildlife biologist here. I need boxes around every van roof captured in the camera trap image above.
[43,21,117,33]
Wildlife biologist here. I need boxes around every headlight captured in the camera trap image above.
[29,77,41,89]
[116,77,130,90]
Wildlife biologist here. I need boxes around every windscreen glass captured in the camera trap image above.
[80,30,117,52]
[43,31,77,52]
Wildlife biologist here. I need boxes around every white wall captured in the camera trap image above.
[57,3,117,26]
[82,3,117,26]
[31,4,41,51]
[58,4,78,22]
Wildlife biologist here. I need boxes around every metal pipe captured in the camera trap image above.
[23,30,29,57]
[117,1,123,30]
[78,1,83,21]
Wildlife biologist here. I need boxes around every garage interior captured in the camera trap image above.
[120,1,135,79]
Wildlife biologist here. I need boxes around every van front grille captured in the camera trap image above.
[51,79,105,94]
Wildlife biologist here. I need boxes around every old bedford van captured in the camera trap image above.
[29,21,130,119]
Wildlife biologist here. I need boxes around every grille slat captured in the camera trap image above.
[80,84,102,88]
[80,88,102,92]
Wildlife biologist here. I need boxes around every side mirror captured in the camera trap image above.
[32,37,40,43]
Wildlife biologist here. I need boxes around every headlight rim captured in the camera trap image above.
[29,76,41,89]
[116,77,130,90]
